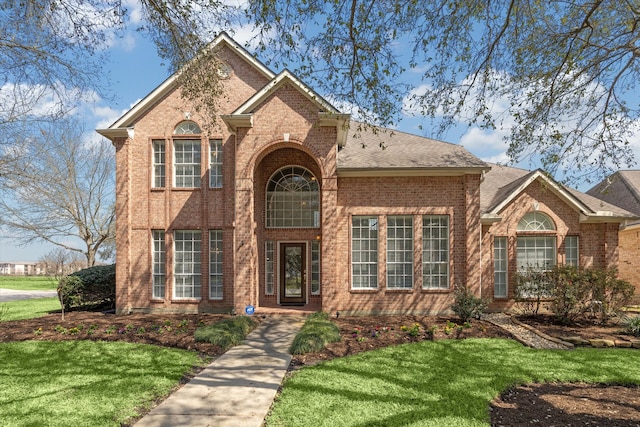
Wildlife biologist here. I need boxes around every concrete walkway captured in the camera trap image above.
[0,288,57,302]
[135,315,305,427]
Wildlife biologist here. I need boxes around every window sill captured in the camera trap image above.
[385,288,414,293]
[171,298,202,303]
[420,288,451,293]
[350,288,379,294]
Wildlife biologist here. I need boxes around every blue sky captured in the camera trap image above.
[2,21,639,263]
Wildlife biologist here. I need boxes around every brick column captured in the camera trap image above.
[465,174,482,296]
[233,177,258,313]
[321,176,338,314]
[114,136,131,314]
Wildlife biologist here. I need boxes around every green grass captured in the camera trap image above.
[0,276,57,291]
[0,340,206,426]
[266,338,640,427]
[0,298,61,321]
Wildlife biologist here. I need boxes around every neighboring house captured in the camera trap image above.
[0,262,42,276]
[97,33,635,315]
[587,171,640,302]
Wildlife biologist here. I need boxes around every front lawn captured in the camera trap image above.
[0,340,206,426]
[0,297,61,321]
[0,276,57,291]
[266,338,640,427]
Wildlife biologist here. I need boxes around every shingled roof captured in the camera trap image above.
[337,122,489,175]
[587,170,640,217]
[480,163,637,223]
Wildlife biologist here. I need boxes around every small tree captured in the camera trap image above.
[450,285,488,323]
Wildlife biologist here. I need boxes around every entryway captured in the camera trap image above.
[280,242,306,305]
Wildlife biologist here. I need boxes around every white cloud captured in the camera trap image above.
[459,127,510,163]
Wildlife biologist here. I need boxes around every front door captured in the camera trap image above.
[280,242,306,305]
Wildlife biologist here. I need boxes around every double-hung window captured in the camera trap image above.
[152,140,166,188]
[387,216,413,289]
[422,215,449,289]
[152,230,165,298]
[351,216,378,289]
[174,230,201,299]
[565,236,579,266]
[209,230,223,299]
[174,140,201,188]
[209,139,222,188]
[494,236,508,298]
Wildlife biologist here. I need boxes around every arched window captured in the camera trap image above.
[516,212,556,271]
[173,121,202,188]
[517,212,555,231]
[266,166,319,228]
[174,121,202,135]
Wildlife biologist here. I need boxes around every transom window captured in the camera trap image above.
[174,120,201,135]
[517,212,555,231]
[266,166,320,228]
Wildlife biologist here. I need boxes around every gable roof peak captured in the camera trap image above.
[97,32,276,139]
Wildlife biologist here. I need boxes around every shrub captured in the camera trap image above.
[623,316,640,337]
[514,268,553,316]
[57,264,116,311]
[583,267,634,324]
[289,312,341,355]
[194,316,258,350]
[451,285,488,323]
[547,265,591,325]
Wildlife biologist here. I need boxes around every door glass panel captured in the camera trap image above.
[284,246,302,297]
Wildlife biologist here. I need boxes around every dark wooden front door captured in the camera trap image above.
[280,243,306,304]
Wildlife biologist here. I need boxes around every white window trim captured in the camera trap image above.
[173,230,202,300]
[565,235,579,266]
[422,215,450,290]
[173,139,201,188]
[209,230,223,300]
[152,230,165,299]
[494,236,508,298]
[152,140,166,189]
[386,215,414,290]
[351,216,379,290]
[209,139,223,189]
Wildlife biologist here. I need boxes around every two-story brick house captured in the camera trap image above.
[98,33,635,315]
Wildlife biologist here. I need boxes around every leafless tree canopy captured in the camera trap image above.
[0,118,115,266]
